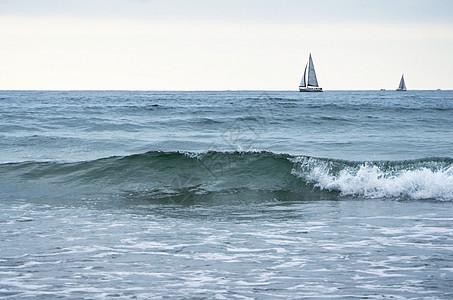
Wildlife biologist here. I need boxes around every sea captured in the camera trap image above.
[1,90,452,299]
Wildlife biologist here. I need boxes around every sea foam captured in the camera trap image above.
[293,157,453,200]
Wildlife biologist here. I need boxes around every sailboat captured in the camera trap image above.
[299,54,323,92]
[396,74,407,91]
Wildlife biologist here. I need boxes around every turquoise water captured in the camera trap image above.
[1,90,452,298]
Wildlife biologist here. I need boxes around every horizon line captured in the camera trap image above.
[0,89,451,92]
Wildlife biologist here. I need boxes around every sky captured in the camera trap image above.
[1,0,452,90]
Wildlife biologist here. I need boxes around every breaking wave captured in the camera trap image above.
[1,151,452,202]
[292,156,453,201]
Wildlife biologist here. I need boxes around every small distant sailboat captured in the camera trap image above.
[299,54,323,92]
[396,74,407,91]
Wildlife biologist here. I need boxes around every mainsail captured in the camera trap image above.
[307,54,319,87]
[397,74,407,91]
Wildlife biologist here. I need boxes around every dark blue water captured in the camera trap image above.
[1,90,452,298]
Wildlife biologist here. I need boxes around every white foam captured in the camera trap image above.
[293,157,453,200]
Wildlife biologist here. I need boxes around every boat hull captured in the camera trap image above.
[299,87,323,92]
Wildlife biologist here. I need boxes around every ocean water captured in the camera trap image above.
[1,90,453,299]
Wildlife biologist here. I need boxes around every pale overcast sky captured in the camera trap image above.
[1,0,452,90]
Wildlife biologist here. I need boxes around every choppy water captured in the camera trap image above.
[1,90,453,298]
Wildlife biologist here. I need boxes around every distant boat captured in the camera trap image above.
[299,54,323,92]
[396,74,407,91]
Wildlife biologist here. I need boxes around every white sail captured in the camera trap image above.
[307,54,319,87]
[400,75,406,90]
[397,74,407,91]
[299,64,307,87]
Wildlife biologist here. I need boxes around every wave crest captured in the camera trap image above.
[1,151,452,201]
[292,157,453,200]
